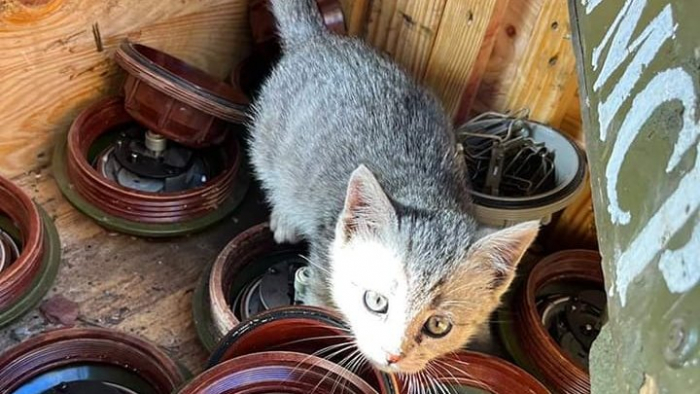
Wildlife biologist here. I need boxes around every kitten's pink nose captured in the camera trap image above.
[386,353,403,365]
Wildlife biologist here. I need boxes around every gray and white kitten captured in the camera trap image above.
[250,0,539,375]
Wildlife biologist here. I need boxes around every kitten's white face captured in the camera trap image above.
[329,237,412,371]
[329,235,481,374]
[327,165,539,374]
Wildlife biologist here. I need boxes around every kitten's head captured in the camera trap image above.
[329,165,539,374]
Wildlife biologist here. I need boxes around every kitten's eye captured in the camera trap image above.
[423,315,452,338]
[363,290,388,314]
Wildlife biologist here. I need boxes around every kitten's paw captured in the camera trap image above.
[273,226,302,244]
[270,211,302,244]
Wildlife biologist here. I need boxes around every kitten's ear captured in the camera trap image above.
[336,165,396,241]
[467,221,540,291]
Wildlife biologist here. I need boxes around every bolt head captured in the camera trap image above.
[664,318,699,368]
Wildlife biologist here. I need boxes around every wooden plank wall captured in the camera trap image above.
[0,0,596,247]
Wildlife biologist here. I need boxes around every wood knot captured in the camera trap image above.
[1,0,64,23]
[17,0,53,6]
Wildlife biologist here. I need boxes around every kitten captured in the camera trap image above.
[249,0,539,375]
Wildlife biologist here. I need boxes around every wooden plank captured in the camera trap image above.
[547,91,597,249]
[339,0,371,36]
[451,0,510,124]
[500,0,579,122]
[0,169,268,373]
[470,0,545,115]
[363,0,447,80]
[422,0,505,118]
[559,89,585,144]
[0,0,251,177]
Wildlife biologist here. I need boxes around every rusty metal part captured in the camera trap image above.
[399,351,549,394]
[0,328,188,393]
[512,250,605,393]
[66,97,243,224]
[177,351,377,394]
[209,306,399,394]
[0,175,44,313]
[115,41,249,148]
[208,222,306,337]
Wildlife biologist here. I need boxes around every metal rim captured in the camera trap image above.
[65,97,245,223]
[497,250,604,394]
[53,121,250,237]
[208,223,303,336]
[115,41,249,124]
[0,175,45,314]
[206,306,399,394]
[0,328,189,393]
[467,122,588,209]
[208,305,348,365]
[0,205,61,327]
[192,264,220,352]
[177,351,378,394]
[401,351,550,394]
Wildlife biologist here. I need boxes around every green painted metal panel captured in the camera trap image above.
[568,0,700,392]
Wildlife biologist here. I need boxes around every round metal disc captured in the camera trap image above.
[52,132,250,237]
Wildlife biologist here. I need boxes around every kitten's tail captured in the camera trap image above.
[270,0,326,48]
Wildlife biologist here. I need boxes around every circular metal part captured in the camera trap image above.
[230,0,347,98]
[456,114,588,227]
[97,127,214,193]
[178,352,378,394]
[114,41,249,148]
[397,351,549,394]
[0,206,61,328]
[54,97,249,236]
[206,223,306,342]
[294,265,312,304]
[664,318,699,368]
[208,306,399,394]
[232,252,307,319]
[0,175,61,327]
[144,130,167,154]
[498,250,605,394]
[0,328,189,393]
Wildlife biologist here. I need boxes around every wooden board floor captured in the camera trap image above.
[0,164,268,374]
